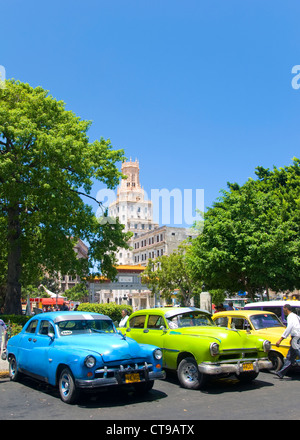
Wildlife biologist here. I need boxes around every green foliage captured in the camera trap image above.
[77,302,133,323]
[142,244,203,306]
[64,283,89,302]
[0,80,131,314]
[1,314,31,328]
[190,158,300,300]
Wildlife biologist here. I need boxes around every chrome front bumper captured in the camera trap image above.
[76,370,166,389]
[198,358,273,376]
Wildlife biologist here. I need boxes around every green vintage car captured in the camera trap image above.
[119,307,272,389]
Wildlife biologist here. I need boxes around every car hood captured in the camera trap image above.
[170,326,264,349]
[56,333,150,362]
[250,327,285,341]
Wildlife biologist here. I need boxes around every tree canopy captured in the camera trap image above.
[0,80,131,314]
[189,158,300,301]
[141,244,203,306]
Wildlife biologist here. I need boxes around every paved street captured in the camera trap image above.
[1,368,300,421]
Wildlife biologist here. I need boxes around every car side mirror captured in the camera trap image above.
[118,330,126,339]
[48,332,55,340]
[244,322,251,333]
[159,326,167,333]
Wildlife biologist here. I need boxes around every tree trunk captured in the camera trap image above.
[4,206,22,315]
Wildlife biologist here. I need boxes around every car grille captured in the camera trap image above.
[218,348,260,363]
[94,361,153,380]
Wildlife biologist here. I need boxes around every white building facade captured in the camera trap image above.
[108,158,158,265]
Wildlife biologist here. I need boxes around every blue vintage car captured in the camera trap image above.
[7,311,165,404]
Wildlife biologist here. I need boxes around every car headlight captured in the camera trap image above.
[84,355,96,368]
[210,342,220,356]
[263,340,271,353]
[153,349,163,360]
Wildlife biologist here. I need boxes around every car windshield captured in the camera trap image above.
[166,311,213,328]
[57,319,116,336]
[249,314,284,330]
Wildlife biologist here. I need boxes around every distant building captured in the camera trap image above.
[108,158,158,265]
[100,158,198,308]
[132,225,196,266]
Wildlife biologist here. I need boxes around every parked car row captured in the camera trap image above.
[118,307,272,389]
[7,302,299,404]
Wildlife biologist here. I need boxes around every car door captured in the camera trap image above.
[17,319,39,371]
[144,314,177,369]
[142,314,168,348]
[28,319,56,380]
[125,314,147,343]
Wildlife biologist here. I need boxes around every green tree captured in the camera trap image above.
[141,244,203,306]
[190,158,300,301]
[64,283,89,302]
[0,80,131,314]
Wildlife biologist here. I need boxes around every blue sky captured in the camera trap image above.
[1,0,300,226]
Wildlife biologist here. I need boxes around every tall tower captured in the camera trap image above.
[109,158,158,265]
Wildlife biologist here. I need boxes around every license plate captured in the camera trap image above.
[125,373,140,383]
[242,362,254,372]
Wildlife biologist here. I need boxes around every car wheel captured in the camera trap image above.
[9,356,22,382]
[268,351,283,372]
[133,380,154,395]
[177,357,206,390]
[58,367,79,404]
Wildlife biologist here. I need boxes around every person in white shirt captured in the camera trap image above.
[119,309,129,328]
[0,318,7,357]
[275,304,300,379]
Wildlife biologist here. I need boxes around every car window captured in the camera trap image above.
[250,314,284,330]
[166,311,213,328]
[261,307,282,319]
[129,315,146,329]
[25,320,38,334]
[231,317,249,330]
[57,319,115,335]
[214,316,229,327]
[147,315,165,329]
[39,320,55,336]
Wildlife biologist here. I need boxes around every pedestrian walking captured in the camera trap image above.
[275,304,300,379]
[0,317,7,359]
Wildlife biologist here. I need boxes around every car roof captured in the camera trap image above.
[213,310,277,317]
[244,301,300,308]
[30,311,111,322]
[132,307,210,319]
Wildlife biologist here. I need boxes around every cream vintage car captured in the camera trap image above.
[212,310,293,371]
